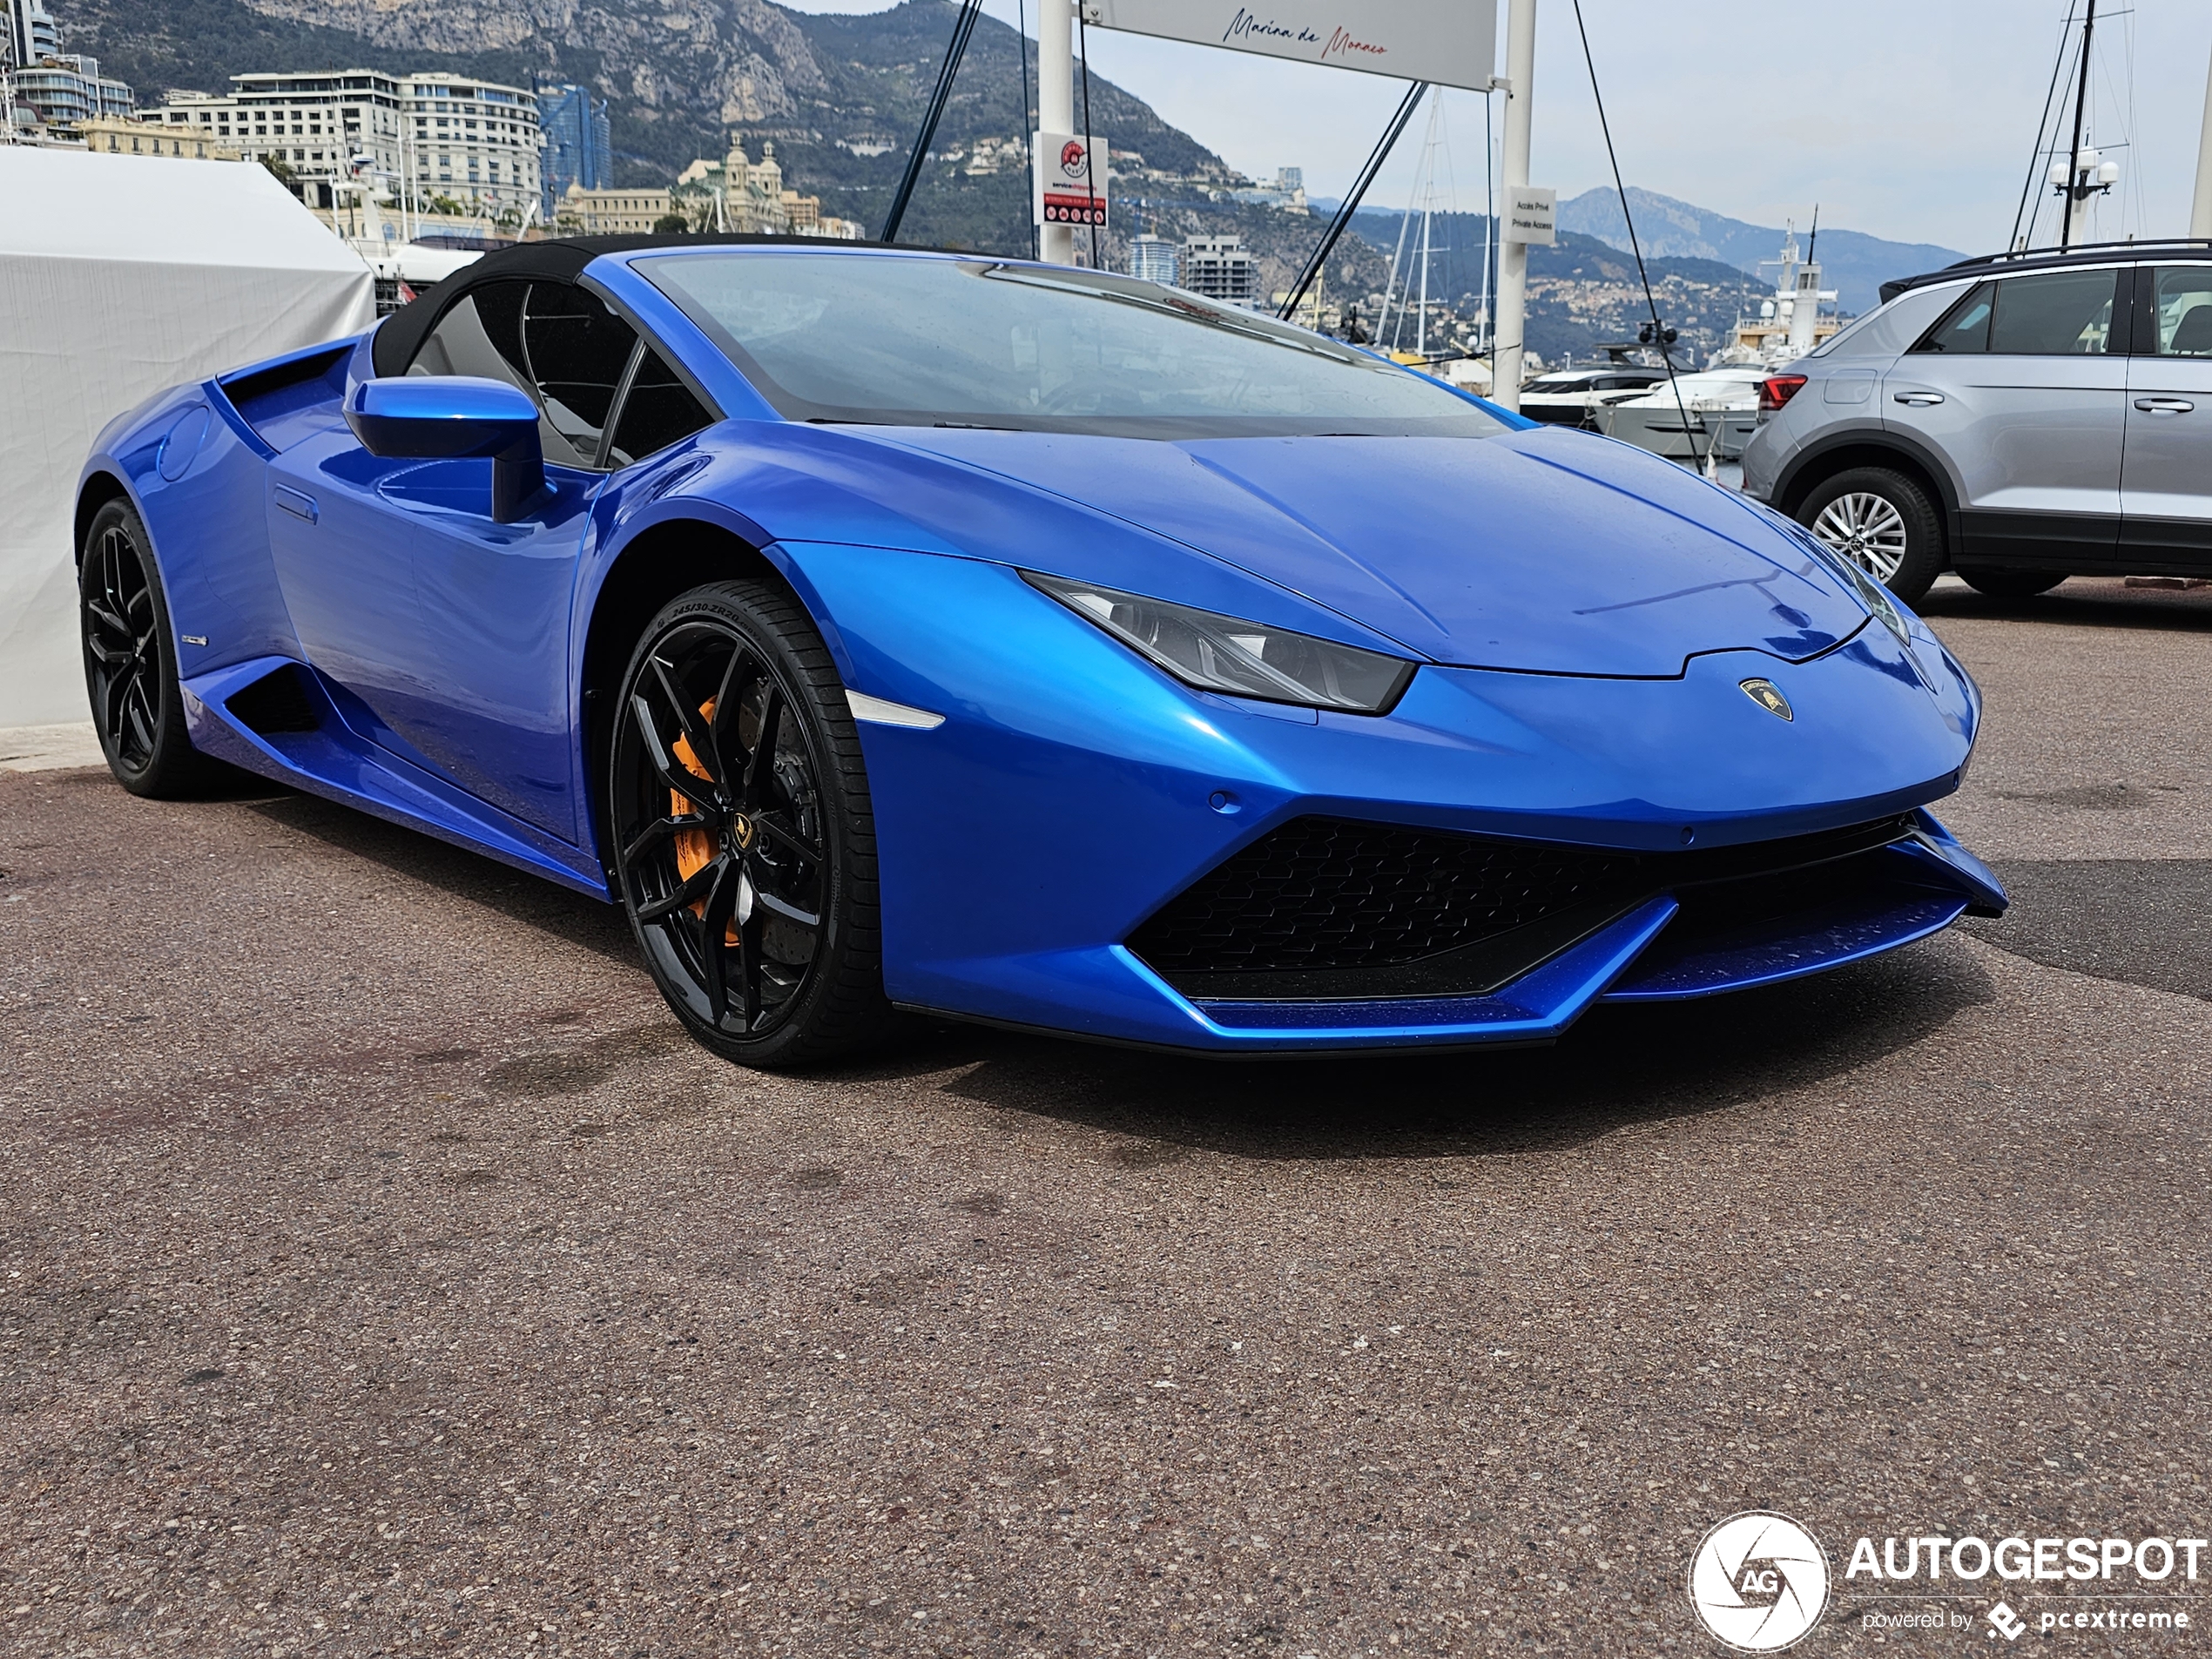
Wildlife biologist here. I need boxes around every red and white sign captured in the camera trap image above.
[1033,132,1108,228]
[1080,0,1496,93]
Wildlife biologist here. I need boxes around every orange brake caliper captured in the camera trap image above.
[669,698,741,946]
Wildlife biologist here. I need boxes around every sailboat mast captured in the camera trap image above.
[2060,0,2097,250]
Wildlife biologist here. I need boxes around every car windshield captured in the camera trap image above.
[639,251,1510,440]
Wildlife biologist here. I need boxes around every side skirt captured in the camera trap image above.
[181,655,611,900]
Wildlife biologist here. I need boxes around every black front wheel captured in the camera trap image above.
[608,579,894,1069]
[80,498,222,798]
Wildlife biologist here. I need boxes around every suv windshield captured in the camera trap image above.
[640,252,1508,440]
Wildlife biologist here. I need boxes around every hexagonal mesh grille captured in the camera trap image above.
[1128,816,1646,975]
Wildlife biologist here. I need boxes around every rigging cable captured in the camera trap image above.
[1568,0,1705,470]
[1077,2,1101,268]
[880,0,984,243]
[1020,0,1036,260]
[2010,3,2080,252]
[1482,85,1495,366]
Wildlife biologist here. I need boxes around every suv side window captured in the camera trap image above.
[1990,268,2118,354]
[406,279,640,469]
[1917,282,1994,353]
[2150,266,2212,355]
[1915,269,2120,356]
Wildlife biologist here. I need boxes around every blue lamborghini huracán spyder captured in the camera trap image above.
[76,235,2005,1065]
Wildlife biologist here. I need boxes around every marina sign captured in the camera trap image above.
[1078,0,1497,92]
[1503,185,1556,245]
[1034,132,1109,227]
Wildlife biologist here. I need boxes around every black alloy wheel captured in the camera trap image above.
[609,579,893,1068]
[79,498,220,798]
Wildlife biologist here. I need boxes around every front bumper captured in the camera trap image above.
[785,542,1996,1054]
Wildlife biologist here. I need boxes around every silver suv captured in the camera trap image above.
[1741,240,2212,602]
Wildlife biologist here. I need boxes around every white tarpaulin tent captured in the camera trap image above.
[0,147,375,725]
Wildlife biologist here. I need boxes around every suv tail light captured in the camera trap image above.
[1758,374,1809,412]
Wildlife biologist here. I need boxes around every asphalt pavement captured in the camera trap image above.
[2,576,2209,1657]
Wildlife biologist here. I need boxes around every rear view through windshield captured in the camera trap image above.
[641,252,1508,440]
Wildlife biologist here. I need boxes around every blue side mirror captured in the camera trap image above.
[344,376,547,523]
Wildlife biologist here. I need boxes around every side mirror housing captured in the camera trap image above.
[344,376,547,522]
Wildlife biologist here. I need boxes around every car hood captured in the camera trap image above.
[864,423,1868,678]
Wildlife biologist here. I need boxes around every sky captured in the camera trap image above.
[778,0,2212,254]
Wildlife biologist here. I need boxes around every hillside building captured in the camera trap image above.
[559,182,676,235]
[151,71,542,219]
[672,137,860,239]
[2,0,58,68]
[81,114,239,161]
[1181,234,1259,307]
[8,51,131,139]
[1127,233,1177,287]
[1230,166,1309,213]
[536,82,609,218]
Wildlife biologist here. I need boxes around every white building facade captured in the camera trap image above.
[153,70,541,219]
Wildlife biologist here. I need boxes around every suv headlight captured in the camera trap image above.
[1023,571,1416,714]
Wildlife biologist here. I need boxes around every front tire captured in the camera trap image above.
[1797,467,1946,604]
[608,578,893,1069]
[1957,567,2067,599]
[79,498,222,798]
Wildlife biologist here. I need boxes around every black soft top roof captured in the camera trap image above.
[370,232,895,378]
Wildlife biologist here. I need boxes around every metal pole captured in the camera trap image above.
[2060,0,2095,250]
[1038,0,1074,265]
[2192,29,2212,239]
[1493,0,1536,411]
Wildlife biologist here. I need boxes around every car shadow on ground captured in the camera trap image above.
[1918,577,2212,632]
[240,788,639,968]
[221,775,2001,1163]
[844,944,1998,1163]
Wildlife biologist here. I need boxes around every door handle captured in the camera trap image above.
[2134,396,2195,415]
[1892,392,1946,407]
[273,486,319,523]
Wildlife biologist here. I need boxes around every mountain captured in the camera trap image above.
[1557,187,1966,315]
[1351,210,1773,367]
[55,0,1901,354]
[64,0,1235,251]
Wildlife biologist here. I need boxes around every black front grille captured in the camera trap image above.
[1130,817,1644,985]
[1130,813,1918,1002]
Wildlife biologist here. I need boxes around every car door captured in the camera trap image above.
[267,277,630,840]
[1881,264,2127,567]
[2121,262,2212,570]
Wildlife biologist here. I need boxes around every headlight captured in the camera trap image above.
[1781,521,1913,648]
[1022,571,1417,714]
[1835,554,1913,649]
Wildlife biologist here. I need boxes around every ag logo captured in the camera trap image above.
[1688,1511,1830,1652]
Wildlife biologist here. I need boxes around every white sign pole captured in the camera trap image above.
[2192,34,2212,239]
[1492,0,1536,412]
[1038,0,1076,265]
